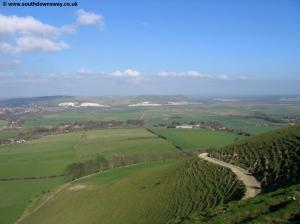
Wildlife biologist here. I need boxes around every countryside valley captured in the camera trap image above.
[0,95,299,224]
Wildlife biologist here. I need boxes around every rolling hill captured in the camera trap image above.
[172,183,300,224]
[210,125,300,192]
[19,159,244,224]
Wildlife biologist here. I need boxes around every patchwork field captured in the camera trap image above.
[20,159,244,224]
[0,128,181,223]
[23,109,142,128]
[1,96,300,224]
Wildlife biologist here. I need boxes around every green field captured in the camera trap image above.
[150,127,244,151]
[0,120,7,129]
[0,128,182,223]
[0,129,20,139]
[23,109,143,128]
[20,159,244,224]
[0,128,181,178]
[0,178,64,224]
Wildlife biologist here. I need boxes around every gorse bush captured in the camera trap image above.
[211,125,300,192]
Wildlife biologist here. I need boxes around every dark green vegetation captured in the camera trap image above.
[211,125,300,192]
[20,159,244,224]
[174,184,300,224]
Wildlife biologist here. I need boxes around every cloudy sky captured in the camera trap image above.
[0,0,300,97]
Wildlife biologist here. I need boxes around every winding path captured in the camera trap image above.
[199,153,261,199]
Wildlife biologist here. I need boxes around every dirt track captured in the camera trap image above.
[199,153,261,199]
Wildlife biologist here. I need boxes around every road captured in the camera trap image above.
[199,153,261,199]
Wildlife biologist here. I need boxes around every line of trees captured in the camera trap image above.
[64,153,182,181]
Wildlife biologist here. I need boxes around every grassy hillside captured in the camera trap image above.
[0,128,181,223]
[0,178,63,224]
[150,127,243,151]
[20,159,244,224]
[173,183,300,224]
[211,125,300,192]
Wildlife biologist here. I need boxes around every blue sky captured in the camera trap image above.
[0,0,300,97]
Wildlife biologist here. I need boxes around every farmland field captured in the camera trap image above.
[0,128,181,178]
[0,178,63,224]
[23,109,142,128]
[0,128,182,223]
[150,127,244,151]
[0,120,7,129]
[20,159,244,224]
[0,129,20,139]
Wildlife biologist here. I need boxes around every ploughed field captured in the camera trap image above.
[19,159,244,224]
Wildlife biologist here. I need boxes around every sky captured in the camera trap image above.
[0,0,300,97]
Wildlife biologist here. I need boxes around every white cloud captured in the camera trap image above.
[77,68,94,75]
[0,14,64,37]
[158,70,211,78]
[0,10,103,55]
[216,74,229,80]
[158,70,231,80]
[0,37,68,53]
[76,10,104,26]
[111,69,141,78]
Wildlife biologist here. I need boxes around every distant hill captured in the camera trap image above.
[0,96,74,107]
[210,125,300,192]
[20,159,244,224]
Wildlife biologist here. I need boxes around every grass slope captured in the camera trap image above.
[211,125,300,192]
[0,128,181,223]
[21,159,244,224]
[175,183,300,224]
[0,178,63,224]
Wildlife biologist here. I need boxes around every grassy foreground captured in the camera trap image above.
[0,128,181,223]
[174,184,300,224]
[20,159,244,224]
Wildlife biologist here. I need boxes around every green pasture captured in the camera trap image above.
[21,159,243,224]
[0,128,181,223]
[150,127,244,151]
[0,128,180,178]
[0,177,63,224]
[23,109,143,128]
